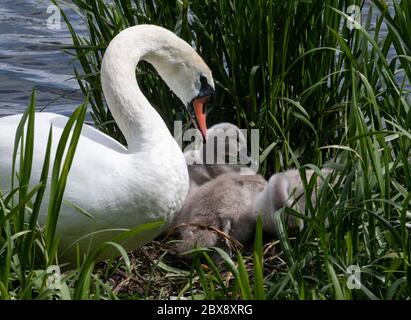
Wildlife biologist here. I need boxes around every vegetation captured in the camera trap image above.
[1,0,410,299]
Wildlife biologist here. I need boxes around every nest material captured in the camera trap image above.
[96,237,285,299]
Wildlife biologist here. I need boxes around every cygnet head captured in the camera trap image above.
[199,122,255,177]
[184,149,201,165]
[255,169,333,236]
[202,123,247,160]
[184,122,255,195]
[254,173,303,235]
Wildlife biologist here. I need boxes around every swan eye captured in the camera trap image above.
[200,75,208,85]
[197,75,214,100]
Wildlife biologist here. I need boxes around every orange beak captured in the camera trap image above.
[193,97,208,141]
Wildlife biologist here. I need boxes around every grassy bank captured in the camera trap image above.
[1,0,410,299]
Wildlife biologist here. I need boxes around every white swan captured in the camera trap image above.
[0,25,215,262]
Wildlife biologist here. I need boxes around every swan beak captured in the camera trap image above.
[192,97,208,141]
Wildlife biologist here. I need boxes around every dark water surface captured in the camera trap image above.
[0,0,85,117]
[0,1,408,118]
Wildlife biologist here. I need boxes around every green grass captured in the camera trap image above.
[1,0,410,299]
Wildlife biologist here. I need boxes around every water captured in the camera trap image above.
[0,1,408,118]
[0,0,85,117]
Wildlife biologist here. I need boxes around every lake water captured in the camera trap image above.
[0,0,85,117]
[0,1,408,118]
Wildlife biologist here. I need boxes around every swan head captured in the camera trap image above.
[146,42,214,141]
[170,63,214,142]
[187,75,214,141]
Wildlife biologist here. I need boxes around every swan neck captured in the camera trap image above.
[100,26,176,152]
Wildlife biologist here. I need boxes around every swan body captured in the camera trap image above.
[0,25,214,262]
